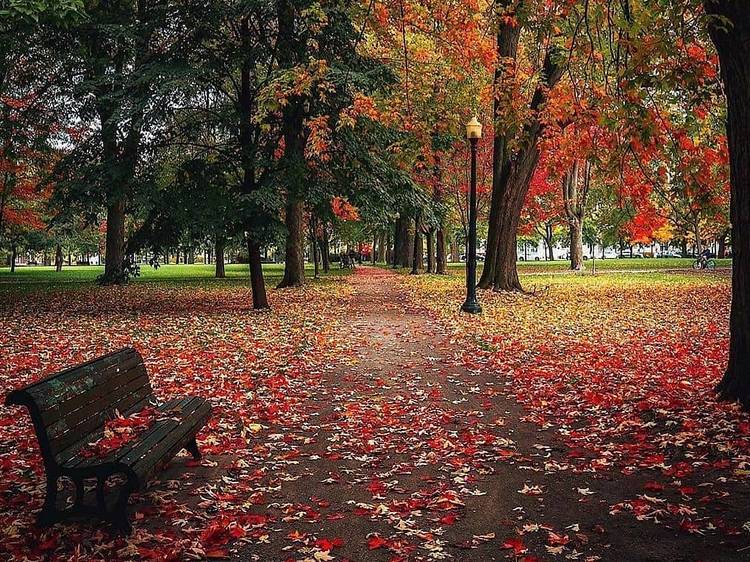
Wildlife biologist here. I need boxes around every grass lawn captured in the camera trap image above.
[0,262,348,290]
[447,256,732,273]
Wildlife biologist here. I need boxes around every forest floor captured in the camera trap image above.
[0,265,748,561]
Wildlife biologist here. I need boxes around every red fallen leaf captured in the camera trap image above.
[679,486,698,496]
[368,535,388,550]
[205,548,230,559]
[521,557,542,562]
[502,536,526,554]
[440,513,458,525]
[229,525,246,539]
[547,531,570,546]
[315,537,344,551]
[644,481,664,492]
[37,535,58,551]
[680,519,701,533]
[367,478,386,496]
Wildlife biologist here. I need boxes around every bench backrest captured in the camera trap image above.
[5,348,153,468]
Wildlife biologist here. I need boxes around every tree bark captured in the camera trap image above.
[706,0,750,405]
[102,197,126,283]
[426,230,435,273]
[478,13,522,289]
[276,0,308,288]
[10,242,16,273]
[569,221,584,269]
[394,216,411,268]
[215,238,225,278]
[321,225,330,272]
[248,238,268,309]
[278,198,305,287]
[237,16,269,307]
[436,229,447,274]
[563,160,588,270]
[411,217,423,274]
[55,243,63,272]
[482,44,565,291]
[311,218,320,278]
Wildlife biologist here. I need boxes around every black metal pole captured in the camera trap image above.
[461,137,481,313]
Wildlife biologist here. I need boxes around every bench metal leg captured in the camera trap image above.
[74,477,85,508]
[185,437,201,460]
[110,480,135,535]
[96,477,106,513]
[37,474,59,527]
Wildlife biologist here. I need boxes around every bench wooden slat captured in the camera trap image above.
[51,383,155,459]
[121,398,203,471]
[65,397,191,469]
[130,400,211,483]
[45,368,150,437]
[31,351,142,410]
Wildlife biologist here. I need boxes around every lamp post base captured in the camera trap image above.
[461,300,482,314]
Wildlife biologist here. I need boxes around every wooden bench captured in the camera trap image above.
[5,347,211,533]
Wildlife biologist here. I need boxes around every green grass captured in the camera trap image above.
[445,257,732,273]
[0,263,348,291]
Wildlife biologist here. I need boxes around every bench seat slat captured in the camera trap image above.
[64,397,193,469]
[51,383,155,460]
[120,398,202,468]
[130,399,211,483]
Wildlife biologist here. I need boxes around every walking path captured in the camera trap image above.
[233,267,744,561]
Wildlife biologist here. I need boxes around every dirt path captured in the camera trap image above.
[234,267,747,562]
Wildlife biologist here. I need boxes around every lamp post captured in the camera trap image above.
[461,116,482,314]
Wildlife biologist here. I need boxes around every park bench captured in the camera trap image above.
[5,347,211,534]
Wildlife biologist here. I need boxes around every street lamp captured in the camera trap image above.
[461,116,482,314]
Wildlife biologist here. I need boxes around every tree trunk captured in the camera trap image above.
[394,217,411,268]
[483,45,565,291]
[236,16,270,307]
[426,230,435,273]
[376,232,385,262]
[706,0,750,405]
[278,198,305,287]
[411,218,423,275]
[311,219,320,279]
[693,222,703,255]
[247,239,269,309]
[55,243,63,272]
[215,238,226,278]
[10,242,16,273]
[436,229,447,274]
[478,14,522,289]
[276,0,307,288]
[101,197,126,284]
[321,226,330,272]
[563,160,588,270]
[451,238,459,262]
[569,221,584,270]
